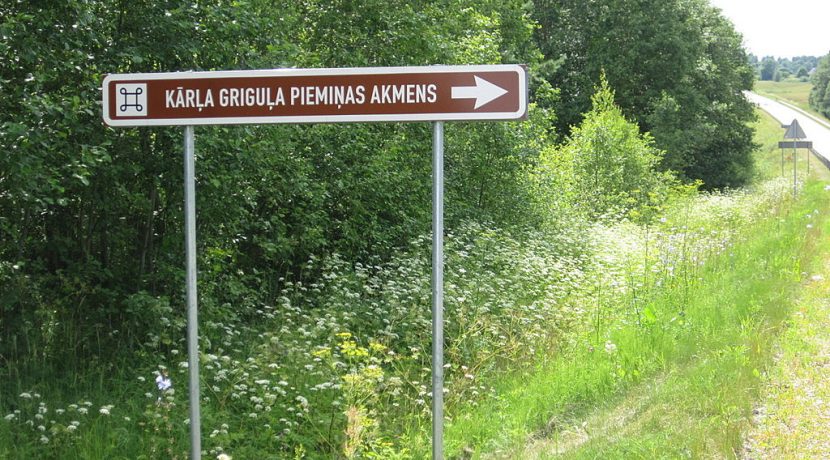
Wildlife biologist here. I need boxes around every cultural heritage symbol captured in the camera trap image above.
[115,83,147,117]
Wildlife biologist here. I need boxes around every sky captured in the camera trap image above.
[709,0,830,58]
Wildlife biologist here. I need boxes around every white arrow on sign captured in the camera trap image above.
[451,76,508,109]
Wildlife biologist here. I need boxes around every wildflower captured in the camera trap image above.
[217,453,232,460]
[99,405,113,416]
[156,370,172,392]
[19,392,32,399]
[604,341,617,354]
[40,435,49,444]
[78,408,88,415]
[4,413,15,421]
[67,425,77,432]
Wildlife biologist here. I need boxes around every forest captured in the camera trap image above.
[1,1,763,458]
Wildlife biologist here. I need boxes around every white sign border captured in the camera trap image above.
[102,65,528,127]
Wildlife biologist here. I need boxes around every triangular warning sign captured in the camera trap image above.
[784,119,806,139]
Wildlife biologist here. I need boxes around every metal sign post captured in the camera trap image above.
[794,141,798,195]
[781,146,784,177]
[183,126,201,459]
[103,65,527,460]
[783,119,807,195]
[431,122,444,460]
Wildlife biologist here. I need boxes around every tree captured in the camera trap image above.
[542,76,674,220]
[0,0,553,375]
[759,56,778,81]
[773,69,783,81]
[532,0,756,189]
[810,52,830,119]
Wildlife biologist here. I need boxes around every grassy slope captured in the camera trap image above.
[433,109,830,459]
[743,102,830,460]
[543,184,829,459]
[529,111,830,459]
[745,241,830,458]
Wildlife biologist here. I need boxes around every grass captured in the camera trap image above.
[416,109,830,458]
[3,112,827,459]
[754,80,813,113]
[753,79,829,123]
[539,182,829,459]
[745,236,830,458]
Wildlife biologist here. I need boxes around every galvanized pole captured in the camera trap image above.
[184,126,202,460]
[431,121,444,460]
[793,142,798,196]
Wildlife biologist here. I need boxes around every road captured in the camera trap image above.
[746,91,830,165]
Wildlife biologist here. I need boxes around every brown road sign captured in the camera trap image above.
[102,65,528,127]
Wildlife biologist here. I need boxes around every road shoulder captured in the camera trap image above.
[743,256,830,459]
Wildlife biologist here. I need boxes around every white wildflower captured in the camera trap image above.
[156,372,172,391]
[604,341,617,354]
[19,392,32,399]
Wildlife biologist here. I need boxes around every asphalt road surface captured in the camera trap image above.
[746,91,830,165]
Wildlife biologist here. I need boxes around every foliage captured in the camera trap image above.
[0,0,549,382]
[532,0,757,189]
[557,76,674,220]
[810,52,830,119]
[752,54,819,81]
[759,56,778,81]
[0,0,785,458]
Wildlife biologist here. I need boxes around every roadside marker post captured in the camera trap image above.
[783,119,809,195]
[103,64,528,459]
